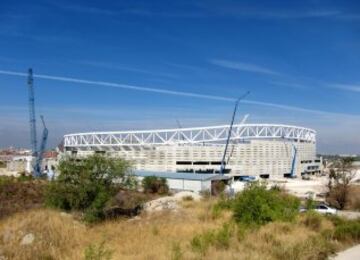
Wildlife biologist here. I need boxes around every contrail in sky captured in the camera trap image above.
[0,69,354,117]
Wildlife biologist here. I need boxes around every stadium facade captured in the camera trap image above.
[63,124,322,179]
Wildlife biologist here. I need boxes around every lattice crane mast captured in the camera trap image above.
[27,68,48,177]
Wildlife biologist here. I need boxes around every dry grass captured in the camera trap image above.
[0,178,45,219]
[0,199,342,260]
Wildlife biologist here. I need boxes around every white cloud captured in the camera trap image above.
[210,59,281,76]
[268,81,309,89]
[0,69,359,119]
[327,83,360,93]
[76,60,178,78]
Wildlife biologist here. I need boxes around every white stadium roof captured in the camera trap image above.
[64,124,316,148]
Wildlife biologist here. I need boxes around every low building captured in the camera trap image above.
[133,170,230,193]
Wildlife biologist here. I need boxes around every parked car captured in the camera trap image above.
[314,204,337,215]
[300,203,337,215]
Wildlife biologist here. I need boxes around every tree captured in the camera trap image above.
[327,157,355,210]
[142,176,169,194]
[46,154,131,222]
[232,182,300,226]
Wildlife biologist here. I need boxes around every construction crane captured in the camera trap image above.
[281,135,297,178]
[35,115,49,175]
[220,91,250,175]
[27,69,37,162]
[290,144,297,178]
[27,68,48,177]
[226,114,249,165]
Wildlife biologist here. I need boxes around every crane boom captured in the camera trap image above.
[220,91,250,175]
[36,115,48,174]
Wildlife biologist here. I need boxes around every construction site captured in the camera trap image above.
[0,69,321,191]
[1,1,360,258]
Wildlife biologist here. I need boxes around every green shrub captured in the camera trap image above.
[84,189,111,223]
[142,176,169,194]
[232,182,300,226]
[45,154,130,222]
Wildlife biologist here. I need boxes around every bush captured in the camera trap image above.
[142,176,169,194]
[232,182,300,226]
[45,154,130,222]
[333,220,360,242]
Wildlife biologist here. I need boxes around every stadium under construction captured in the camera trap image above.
[63,123,322,179]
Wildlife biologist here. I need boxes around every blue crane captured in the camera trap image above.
[27,68,48,177]
[281,135,298,178]
[290,144,297,178]
[27,69,37,161]
[220,91,250,175]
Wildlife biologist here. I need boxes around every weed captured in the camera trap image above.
[152,225,159,236]
[190,231,214,255]
[190,223,234,255]
[84,241,113,260]
[171,242,183,260]
[302,211,323,231]
[333,220,360,242]
[216,223,233,249]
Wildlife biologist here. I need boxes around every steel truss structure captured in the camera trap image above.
[64,124,316,149]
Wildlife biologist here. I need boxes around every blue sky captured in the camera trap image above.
[0,0,359,154]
